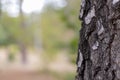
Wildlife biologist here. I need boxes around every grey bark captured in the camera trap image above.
[76,0,120,80]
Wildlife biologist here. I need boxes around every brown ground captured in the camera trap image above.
[0,49,75,80]
[0,70,56,80]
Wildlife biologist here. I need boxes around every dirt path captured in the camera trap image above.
[0,70,56,80]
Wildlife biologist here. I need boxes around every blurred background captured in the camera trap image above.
[0,0,81,80]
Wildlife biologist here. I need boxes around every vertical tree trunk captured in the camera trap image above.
[76,0,120,80]
[19,43,27,64]
[0,0,2,18]
[19,0,27,64]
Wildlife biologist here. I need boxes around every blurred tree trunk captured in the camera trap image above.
[19,0,27,64]
[0,0,1,17]
[76,0,120,80]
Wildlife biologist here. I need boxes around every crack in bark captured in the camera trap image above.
[93,66,101,77]
[112,70,116,80]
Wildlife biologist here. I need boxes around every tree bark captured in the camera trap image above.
[76,0,120,80]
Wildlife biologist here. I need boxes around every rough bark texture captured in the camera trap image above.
[76,0,120,80]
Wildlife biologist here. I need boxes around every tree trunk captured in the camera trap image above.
[19,0,27,64]
[19,43,27,64]
[76,0,120,80]
[0,0,2,18]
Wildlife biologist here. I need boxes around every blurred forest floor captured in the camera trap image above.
[0,48,75,80]
[0,70,55,80]
[0,70,75,80]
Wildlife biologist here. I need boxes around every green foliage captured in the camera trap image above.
[39,0,81,63]
[0,13,35,46]
[68,38,78,64]
[63,73,75,80]
[8,52,15,62]
[69,38,78,54]
[0,25,8,45]
[0,0,81,64]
